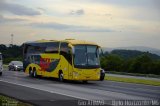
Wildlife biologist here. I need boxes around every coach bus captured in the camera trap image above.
[23,39,105,82]
[0,52,3,76]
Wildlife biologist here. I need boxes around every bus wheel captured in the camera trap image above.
[33,70,37,78]
[59,72,64,82]
[29,70,33,77]
[82,80,88,83]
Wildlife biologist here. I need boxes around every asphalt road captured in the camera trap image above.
[0,70,160,106]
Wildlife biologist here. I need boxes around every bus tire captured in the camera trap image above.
[33,70,37,78]
[100,69,105,81]
[29,67,33,77]
[33,68,37,78]
[29,70,33,77]
[0,72,2,76]
[82,80,88,83]
[59,71,64,82]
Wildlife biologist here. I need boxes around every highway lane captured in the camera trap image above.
[0,81,78,106]
[0,70,160,106]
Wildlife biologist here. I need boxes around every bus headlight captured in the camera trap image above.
[73,72,79,77]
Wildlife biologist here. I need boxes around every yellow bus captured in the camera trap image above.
[23,39,105,82]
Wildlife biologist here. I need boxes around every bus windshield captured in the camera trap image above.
[74,45,100,68]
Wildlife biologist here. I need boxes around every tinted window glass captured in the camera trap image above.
[60,43,72,64]
[45,42,59,53]
[26,42,60,54]
[60,43,68,54]
[74,45,87,65]
[87,46,100,66]
[74,45,100,69]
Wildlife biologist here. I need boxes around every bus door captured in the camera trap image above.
[67,48,73,79]
[60,43,73,79]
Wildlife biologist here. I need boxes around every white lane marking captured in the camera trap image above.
[0,79,89,100]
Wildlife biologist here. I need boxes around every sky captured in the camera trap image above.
[0,0,160,49]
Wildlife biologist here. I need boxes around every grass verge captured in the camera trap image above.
[3,65,8,70]
[105,75,160,86]
[0,95,32,106]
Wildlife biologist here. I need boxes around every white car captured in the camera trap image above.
[0,53,3,76]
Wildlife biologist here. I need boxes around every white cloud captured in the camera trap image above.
[0,14,27,24]
[0,0,160,49]
[30,22,115,32]
[0,0,41,16]
[69,9,85,16]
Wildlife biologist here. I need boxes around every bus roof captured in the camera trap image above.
[24,39,57,43]
[24,39,99,46]
[64,39,98,46]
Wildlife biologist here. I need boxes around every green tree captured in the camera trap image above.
[0,44,23,64]
[128,54,152,73]
[101,54,123,71]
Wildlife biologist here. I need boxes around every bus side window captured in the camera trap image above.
[45,42,59,53]
[34,55,40,64]
[29,55,32,63]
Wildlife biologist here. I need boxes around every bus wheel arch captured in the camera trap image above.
[58,70,64,82]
